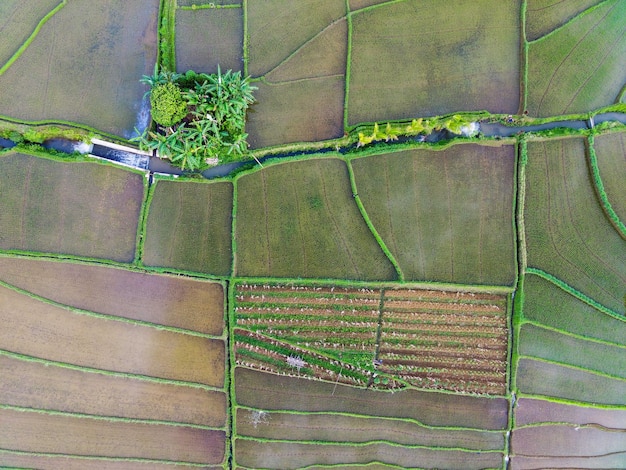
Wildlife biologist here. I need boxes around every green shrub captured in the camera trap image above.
[149,82,187,127]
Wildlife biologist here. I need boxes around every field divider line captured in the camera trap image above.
[0,349,224,392]
[0,404,223,431]
[0,0,67,77]
[513,421,626,432]
[526,0,616,44]
[519,319,626,349]
[179,4,241,10]
[234,435,504,453]
[349,0,410,15]
[346,160,404,280]
[518,355,626,382]
[259,73,345,87]
[235,406,506,433]
[514,392,626,410]
[0,278,224,340]
[0,448,210,468]
[524,268,624,321]
[133,173,153,265]
[586,135,626,238]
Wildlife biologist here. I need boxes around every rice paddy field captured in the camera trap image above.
[0,256,228,467]
[0,0,159,137]
[142,179,234,276]
[2,1,626,468]
[525,0,626,117]
[0,152,144,263]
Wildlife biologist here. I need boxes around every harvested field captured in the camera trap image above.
[511,424,626,457]
[235,159,396,280]
[526,0,626,117]
[175,7,242,74]
[521,273,626,345]
[351,144,516,285]
[525,0,603,41]
[0,153,144,262]
[0,256,224,335]
[348,0,520,125]
[236,409,504,450]
[0,354,226,427]
[0,285,225,387]
[518,323,626,378]
[524,138,626,313]
[143,180,233,276]
[235,439,504,470]
[593,131,626,227]
[0,0,159,137]
[245,77,345,148]
[0,0,61,66]
[515,358,626,405]
[515,397,626,428]
[0,408,225,465]
[235,368,509,429]
[246,0,345,76]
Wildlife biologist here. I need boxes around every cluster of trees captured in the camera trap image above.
[134,67,256,170]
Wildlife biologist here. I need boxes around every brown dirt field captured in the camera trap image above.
[237,317,378,329]
[381,321,507,336]
[510,454,626,469]
[0,450,224,470]
[0,285,225,387]
[235,368,509,429]
[515,397,626,428]
[380,357,505,373]
[0,355,226,427]
[234,439,504,469]
[0,409,225,464]
[237,284,380,297]
[383,299,504,314]
[236,409,505,450]
[380,345,506,361]
[237,294,380,307]
[384,289,505,302]
[236,306,379,319]
[380,334,506,349]
[382,311,506,326]
[511,424,626,457]
[0,257,224,335]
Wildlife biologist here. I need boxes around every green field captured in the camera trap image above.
[351,144,516,285]
[521,274,626,344]
[525,0,626,117]
[175,7,243,74]
[0,152,144,262]
[523,137,626,313]
[0,0,159,137]
[143,179,233,276]
[235,158,396,280]
[347,0,520,125]
[525,0,603,41]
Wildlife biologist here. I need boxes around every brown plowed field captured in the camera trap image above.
[384,289,504,302]
[0,257,225,335]
[237,283,380,297]
[0,285,225,387]
[236,306,379,319]
[380,334,506,349]
[237,294,379,307]
[0,409,225,465]
[0,355,226,427]
[380,345,506,361]
[382,310,506,325]
[384,299,504,313]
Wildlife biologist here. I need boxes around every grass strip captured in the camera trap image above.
[0,448,209,468]
[0,404,221,431]
[517,355,626,382]
[0,278,224,340]
[133,175,152,265]
[227,281,237,469]
[524,268,623,320]
[179,4,241,10]
[0,1,67,77]
[587,135,626,238]
[513,392,626,410]
[346,160,404,280]
[235,435,503,453]
[0,349,221,392]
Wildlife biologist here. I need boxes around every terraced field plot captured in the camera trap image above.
[592,130,626,231]
[233,367,508,469]
[0,259,228,467]
[351,143,517,285]
[347,0,520,125]
[525,0,626,117]
[143,179,233,276]
[234,282,510,395]
[524,0,604,41]
[235,158,396,281]
[0,152,144,263]
[0,0,159,137]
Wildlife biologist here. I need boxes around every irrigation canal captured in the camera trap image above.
[1,113,624,180]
